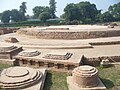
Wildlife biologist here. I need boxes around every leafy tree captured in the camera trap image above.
[11,9,22,22]
[0,13,2,20]
[62,2,100,24]
[63,3,80,22]
[49,0,56,18]
[33,6,50,18]
[78,2,100,23]
[99,12,114,22]
[1,10,11,23]
[19,2,27,21]
[108,2,120,21]
[39,12,51,23]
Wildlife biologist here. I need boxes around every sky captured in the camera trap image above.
[0,0,120,17]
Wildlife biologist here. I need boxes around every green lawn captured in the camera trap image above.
[43,71,68,90]
[97,65,120,90]
[0,64,12,70]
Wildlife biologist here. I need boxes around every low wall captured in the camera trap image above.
[0,59,15,65]
[18,29,120,39]
[0,27,19,35]
[82,56,120,66]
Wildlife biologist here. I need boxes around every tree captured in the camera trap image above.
[62,2,100,24]
[1,10,11,23]
[77,2,100,23]
[11,9,22,22]
[99,12,114,22]
[63,3,80,22]
[19,2,27,21]
[0,13,2,20]
[33,6,50,18]
[39,12,51,23]
[49,0,56,18]
[108,2,120,21]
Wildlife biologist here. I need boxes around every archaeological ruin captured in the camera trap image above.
[0,66,46,90]
[0,25,120,71]
[67,65,106,90]
[0,25,120,89]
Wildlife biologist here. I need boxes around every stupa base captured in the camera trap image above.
[67,76,106,90]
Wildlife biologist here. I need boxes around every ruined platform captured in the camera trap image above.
[17,25,120,39]
[14,50,83,71]
[0,45,22,59]
[0,66,46,90]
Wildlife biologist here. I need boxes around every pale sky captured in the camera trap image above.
[0,0,120,17]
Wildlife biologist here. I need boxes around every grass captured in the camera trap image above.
[0,64,12,70]
[97,65,120,90]
[43,71,68,90]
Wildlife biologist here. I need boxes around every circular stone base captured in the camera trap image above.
[6,67,29,77]
[72,65,99,88]
[0,66,43,89]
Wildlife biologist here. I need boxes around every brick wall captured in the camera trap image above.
[18,29,120,39]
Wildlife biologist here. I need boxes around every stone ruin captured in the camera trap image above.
[0,45,22,59]
[18,50,41,57]
[5,37,19,43]
[14,50,81,71]
[0,27,19,35]
[43,52,72,60]
[0,66,46,90]
[0,45,22,65]
[67,65,106,90]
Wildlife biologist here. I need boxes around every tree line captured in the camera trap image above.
[0,0,120,24]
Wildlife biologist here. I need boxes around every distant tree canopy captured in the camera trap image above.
[19,2,27,21]
[0,13,2,19]
[1,2,27,23]
[39,12,51,23]
[33,6,50,18]
[61,2,101,24]
[108,2,120,21]
[33,0,56,20]
[49,0,56,18]
[11,9,23,22]
[1,1,120,24]
[1,10,11,23]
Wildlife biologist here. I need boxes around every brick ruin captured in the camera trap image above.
[14,50,81,71]
[0,66,46,90]
[0,25,120,71]
[17,27,120,39]
[0,45,22,65]
[67,65,106,90]
[0,27,19,35]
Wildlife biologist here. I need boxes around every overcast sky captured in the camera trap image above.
[0,0,120,17]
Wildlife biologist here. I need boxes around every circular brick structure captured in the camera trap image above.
[0,66,43,89]
[18,50,40,57]
[0,45,17,52]
[72,65,99,88]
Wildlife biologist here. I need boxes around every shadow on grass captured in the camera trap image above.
[43,72,53,90]
[100,64,114,69]
[100,78,114,89]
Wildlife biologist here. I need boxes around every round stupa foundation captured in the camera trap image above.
[72,65,99,88]
[0,66,43,89]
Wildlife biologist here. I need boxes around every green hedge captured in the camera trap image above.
[0,19,66,27]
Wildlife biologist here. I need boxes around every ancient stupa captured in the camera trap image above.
[0,66,46,90]
[67,65,106,90]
